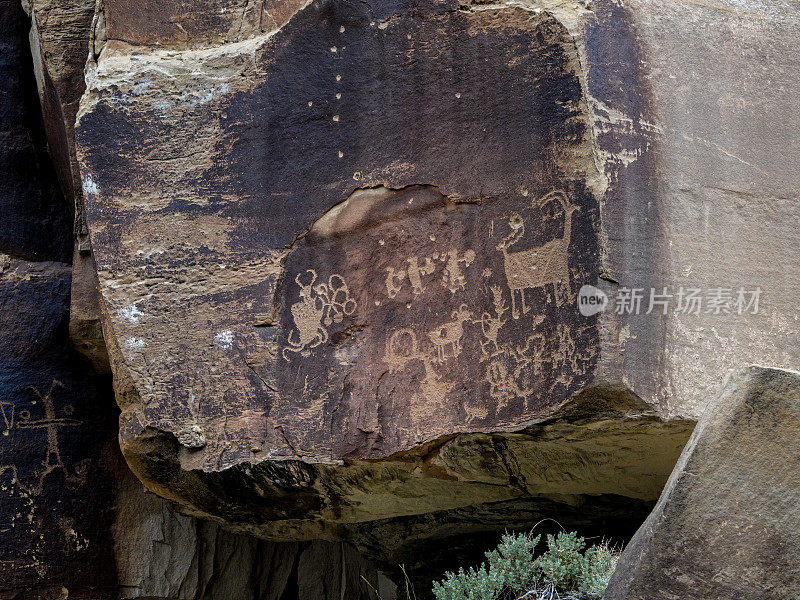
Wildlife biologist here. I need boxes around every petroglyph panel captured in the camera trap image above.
[277,184,599,457]
[77,0,601,469]
[0,259,117,592]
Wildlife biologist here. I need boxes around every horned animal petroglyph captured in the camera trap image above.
[427,304,473,361]
[496,191,580,318]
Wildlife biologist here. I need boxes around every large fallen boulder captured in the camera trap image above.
[604,366,800,600]
[70,0,800,563]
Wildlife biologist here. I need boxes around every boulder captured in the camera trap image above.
[71,0,800,558]
[604,366,800,600]
[23,0,111,372]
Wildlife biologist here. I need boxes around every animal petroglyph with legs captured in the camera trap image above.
[496,190,580,318]
[427,304,473,362]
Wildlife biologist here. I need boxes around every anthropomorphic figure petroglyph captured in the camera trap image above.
[483,315,545,406]
[440,249,476,294]
[385,329,454,406]
[478,286,508,359]
[19,382,83,494]
[496,191,580,317]
[0,382,83,501]
[384,256,437,298]
[427,304,473,361]
[385,252,467,298]
[407,256,436,295]
[284,269,357,360]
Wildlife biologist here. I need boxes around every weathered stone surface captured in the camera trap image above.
[72,0,800,574]
[113,464,396,600]
[0,252,392,599]
[0,252,395,597]
[23,0,112,372]
[584,0,800,416]
[78,0,600,467]
[74,0,633,539]
[110,389,694,554]
[0,6,121,596]
[0,256,120,599]
[605,366,800,600]
[1,5,403,593]
[103,0,304,46]
[24,0,96,207]
[69,248,111,373]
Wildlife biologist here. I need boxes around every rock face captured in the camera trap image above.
[0,4,395,597]
[605,366,800,600]
[0,259,119,595]
[70,0,800,564]
[114,464,396,599]
[23,0,111,373]
[5,0,800,594]
[0,0,72,263]
[0,3,117,594]
[75,0,641,545]
[77,0,602,468]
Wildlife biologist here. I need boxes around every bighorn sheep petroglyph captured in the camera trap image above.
[496,191,580,318]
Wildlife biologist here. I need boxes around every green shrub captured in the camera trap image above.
[432,530,619,600]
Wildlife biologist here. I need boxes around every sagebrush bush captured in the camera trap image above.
[432,530,619,600]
